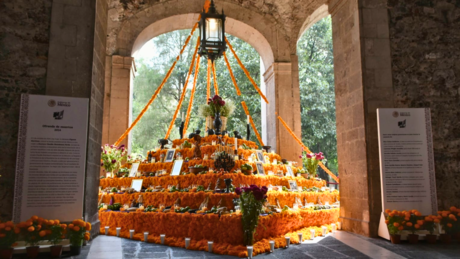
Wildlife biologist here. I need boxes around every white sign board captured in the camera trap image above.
[377,108,437,239]
[129,163,140,177]
[171,160,184,176]
[13,95,88,222]
[130,179,143,192]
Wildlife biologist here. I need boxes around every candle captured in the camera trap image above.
[234,155,239,161]
[298,233,303,243]
[322,226,328,236]
[106,172,111,178]
[273,159,277,165]
[160,234,166,244]
[331,223,337,232]
[247,115,250,124]
[269,240,275,253]
[104,226,109,235]
[234,137,238,150]
[212,141,216,146]
[208,241,213,253]
[285,236,290,248]
[310,229,315,240]
[247,246,253,258]
[185,237,191,249]
[129,229,134,239]
[144,232,149,242]
[116,227,121,237]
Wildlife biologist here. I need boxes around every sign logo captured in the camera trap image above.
[392,111,399,118]
[48,100,56,107]
[53,110,64,120]
[398,119,406,128]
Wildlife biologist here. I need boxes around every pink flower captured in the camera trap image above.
[306,153,314,159]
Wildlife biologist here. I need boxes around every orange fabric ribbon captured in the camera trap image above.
[241,101,264,146]
[212,61,219,95]
[223,52,241,96]
[183,55,201,137]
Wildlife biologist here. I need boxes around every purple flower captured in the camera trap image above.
[235,187,242,195]
[220,100,225,106]
[119,144,125,150]
[253,189,264,201]
[111,159,116,164]
[100,162,104,166]
[243,187,251,193]
[261,186,268,194]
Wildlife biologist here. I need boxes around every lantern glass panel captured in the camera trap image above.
[206,18,222,43]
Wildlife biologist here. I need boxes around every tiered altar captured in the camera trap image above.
[98,1,339,257]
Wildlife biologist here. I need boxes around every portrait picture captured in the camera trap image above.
[288,180,298,191]
[255,162,265,176]
[255,150,265,163]
[164,149,176,163]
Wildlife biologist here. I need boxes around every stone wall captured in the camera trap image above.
[388,0,460,209]
[0,0,53,221]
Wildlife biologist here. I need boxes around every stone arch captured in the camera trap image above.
[113,0,288,65]
[130,14,274,68]
[296,4,330,42]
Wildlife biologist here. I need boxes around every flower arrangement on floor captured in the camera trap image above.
[0,220,18,259]
[68,219,91,255]
[235,185,268,245]
[101,144,128,177]
[385,207,460,244]
[301,151,325,178]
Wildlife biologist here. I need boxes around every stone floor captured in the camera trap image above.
[9,231,460,258]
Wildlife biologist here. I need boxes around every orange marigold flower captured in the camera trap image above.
[61,224,67,229]
[434,219,440,223]
[48,220,55,225]
[5,227,11,231]
[414,224,420,229]
[39,230,46,237]
[450,206,457,212]
[73,226,80,231]
[385,220,389,225]
[393,222,399,227]
[414,212,421,216]
[406,222,413,227]
[14,228,20,234]
[448,214,456,220]
[55,220,60,225]
[26,221,33,226]
[68,224,74,229]
[398,226,404,231]
[31,216,38,221]
[447,223,452,228]
[0,223,5,229]
[28,226,35,232]
[416,220,424,225]
[385,209,391,214]
[5,221,14,227]
[36,225,41,231]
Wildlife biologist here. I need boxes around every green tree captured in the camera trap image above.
[297,16,338,176]
[131,30,261,156]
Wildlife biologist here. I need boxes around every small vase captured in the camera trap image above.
[26,246,40,259]
[213,112,222,135]
[0,248,13,259]
[425,234,437,244]
[390,234,401,244]
[50,245,63,258]
[408,234,419,244]
[440,234,451,244]
[70,246,82,255]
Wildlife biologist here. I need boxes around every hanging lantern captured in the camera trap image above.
[199,0,226,61]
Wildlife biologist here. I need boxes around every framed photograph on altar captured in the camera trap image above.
[131,179,143,192]
[129,163,140,177]
[288,180,298,191]
[255,150,265,163]
[164,149,176,163]
[286,166,294,177]
[171,160,184,176]
[255,162,265,176]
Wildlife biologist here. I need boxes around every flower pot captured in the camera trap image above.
[26,246,40,259]
[408,234,419,244]
[0,248,13,259]
[453,232,460,240]
[440,234,451,244]
[206,116,227,131]
[425,234,437,244]
[390,234,401,244]
[70,246,82,255]
[50,245,63,258]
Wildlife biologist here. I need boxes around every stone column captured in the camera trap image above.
[45,0,108,237]
[102,55,133,147]
[330,0,394,236]
[264,59,302,164]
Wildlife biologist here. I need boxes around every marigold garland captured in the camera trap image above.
[183,55,201,136]
[99,191,338,210]
[212,61,219,95]
[100,173,326,190]
[99,209,338,257]
[225,37,269,104]
[206,59,211,101]
[171,136,259,149]
[165,38,201,139]
[277,114,339,183]
[223,52,241,96]
[114,23,198,146]
[241,101,264,146]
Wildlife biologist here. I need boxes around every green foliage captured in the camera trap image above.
[132,30,261,155]
[198,99,235,117]
[297,16,338,176]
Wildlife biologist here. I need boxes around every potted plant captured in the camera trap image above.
[450,206,460,240]
[199,95,235,132]
[234,185,268,245]
[0,221,18,259]
[100,144,128,178]
[68,220,91,255]
[301,151,325,178]
[403,210,423,244]
[385,209,404,244]
[18,216,44,259]
[47,221,67,258]
[438,210,457,244]
[423,215,437,244]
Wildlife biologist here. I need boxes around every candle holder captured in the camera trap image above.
[331,223,337,232]
[185,238,191,249]
[310,229,315,240]
[160,234,166,244]
[208,241,213,253]
[247,246,253,258]
[298,233,303,243]
[104,226,109,235]
[116,227,121,237]
[144,232,149,242]
[322,226,328,236]
[285,237,290,248]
